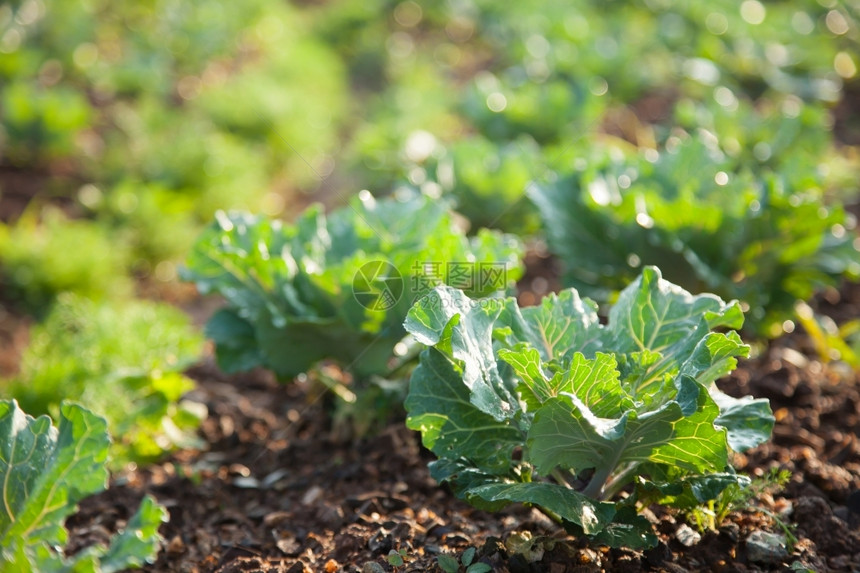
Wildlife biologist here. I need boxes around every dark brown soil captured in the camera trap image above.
[61,284,860,573]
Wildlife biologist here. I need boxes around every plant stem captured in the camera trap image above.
[550,468,574,489]
[317,371,357,403]
[581,465,614,499]
[601,462,639,500]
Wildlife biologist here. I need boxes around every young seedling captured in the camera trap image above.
[386,548,410,570]
[685,467,792,533]
[437,547,491,573]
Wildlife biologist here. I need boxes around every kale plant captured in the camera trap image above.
[404,267,773,548]
[0,400,167,571]
[183,191,522,380]
[529,134,860,336]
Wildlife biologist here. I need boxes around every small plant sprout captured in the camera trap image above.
[684,467,792,534]
[436,546,492,573]
[386,547,410,569]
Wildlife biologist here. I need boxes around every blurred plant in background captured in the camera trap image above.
[0,207,132,315]
[1,293,204,467]
[0,0,349,297]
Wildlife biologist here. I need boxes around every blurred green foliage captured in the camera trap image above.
[0,208,132,315]
[2,293,205,468]
[531,133,860,336]
[0,0,348,292]
[2,0,858,274]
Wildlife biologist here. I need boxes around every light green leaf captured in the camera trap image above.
[648,381,728,473]
[678,331,750,387]
[95,495,168,572]
[607,267,744,375]
[527,394,681,478]
[500,350,631,418]
[405,288,517,419]
[0,401,166,571]
[528,374,727,493]
[495,289,603,361]
[405,349,522,473]
[592,268,747,402]
[0,402,109,552]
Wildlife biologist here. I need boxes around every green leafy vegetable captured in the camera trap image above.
[182,191,522,379]
[4,294,205,468]
[461,73,605,145]
[529,134,860,336]
[0,400,167,571]
[424,135,542,234]
[437,546,492,573]
[0,210,132,316]
[405,267,773,548]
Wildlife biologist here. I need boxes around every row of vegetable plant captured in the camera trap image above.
[1,0,858,569]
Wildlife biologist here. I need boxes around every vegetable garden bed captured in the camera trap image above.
[56,276,860,573]
[3,1,860,571]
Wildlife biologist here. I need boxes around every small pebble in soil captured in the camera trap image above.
[676,524,701,547]
[302,485,324,505]
[361,563,385,573]
[745,530,789,564]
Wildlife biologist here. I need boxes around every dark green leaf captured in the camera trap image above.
[711,389,775,452]
[437,554,460,573]
[466,482,616,534]
[583,506,657,550]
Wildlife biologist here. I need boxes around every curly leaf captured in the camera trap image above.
[405,288,518,420]
[405,268,771,548]
[495,289,603,360]
[501,350,632,418]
